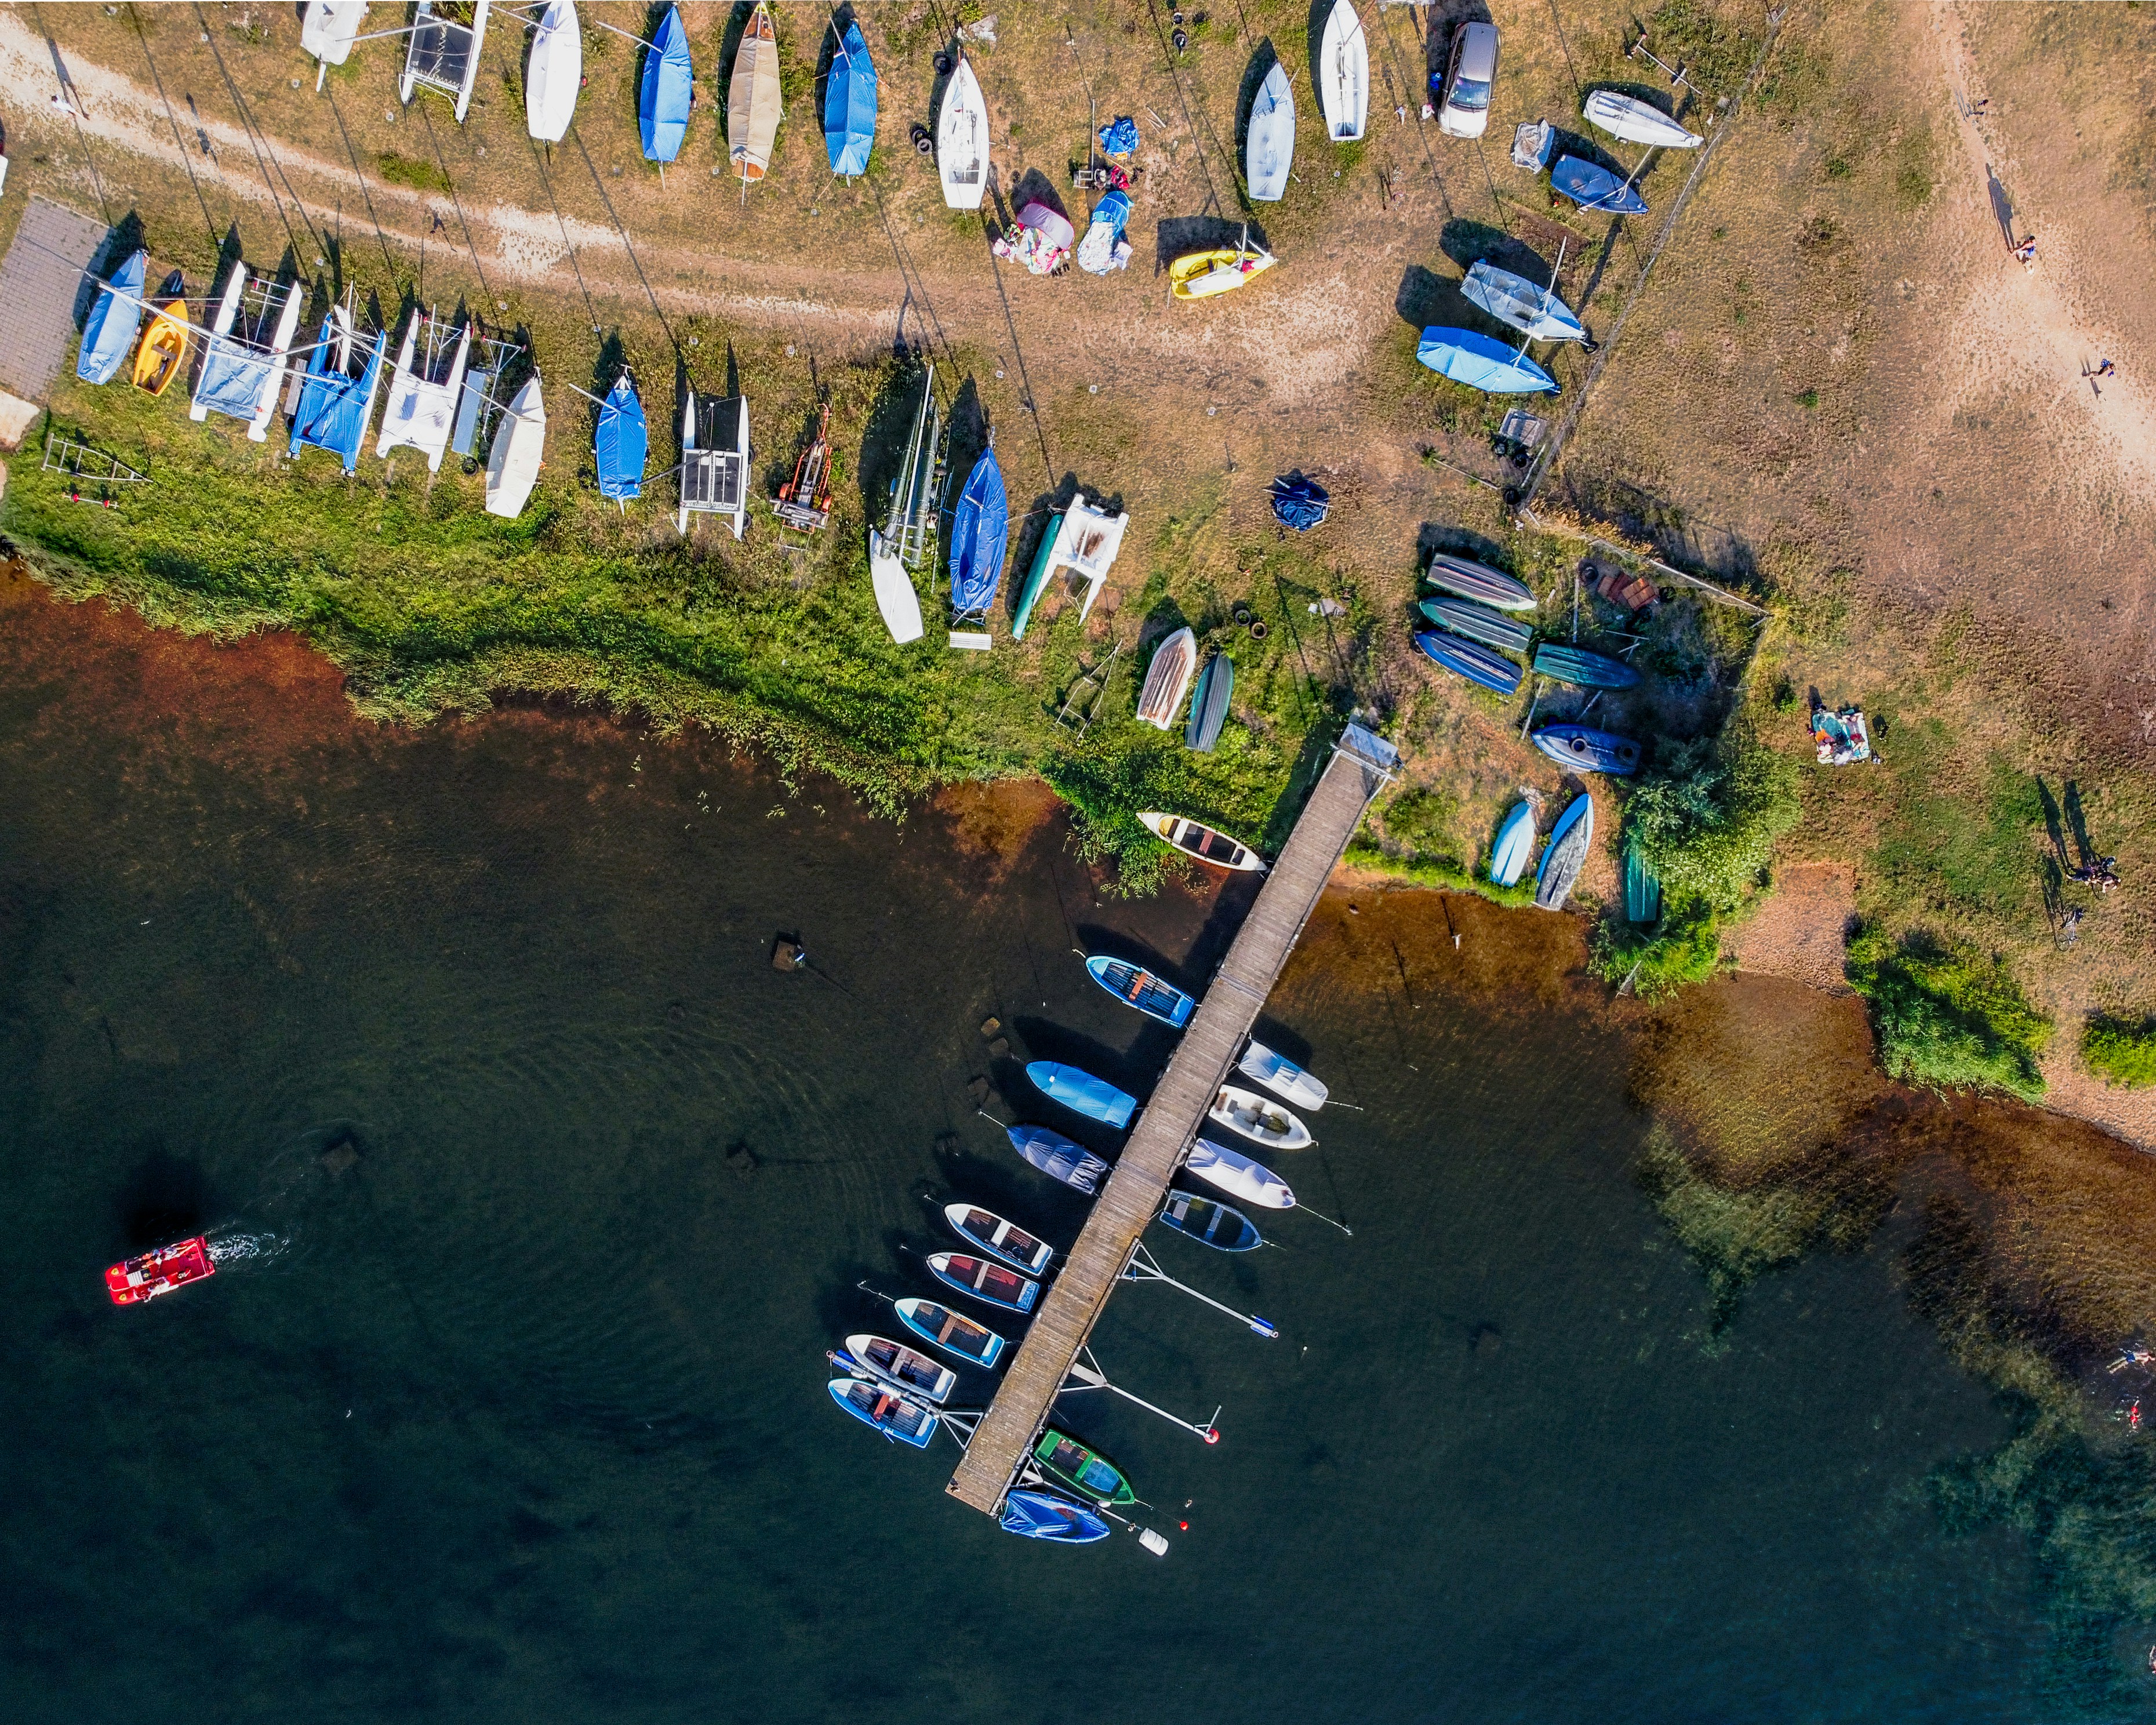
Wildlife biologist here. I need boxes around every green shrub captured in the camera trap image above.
[1623,728,1801,914]
[1846,925,2050,1099]
[1588,895,1725,997]
[1379,785,1460,866]
[2082,1015,2156,1089]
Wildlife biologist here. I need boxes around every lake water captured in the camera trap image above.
[0,575,2059,1720]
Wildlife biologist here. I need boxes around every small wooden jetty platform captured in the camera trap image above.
[947,724,1398,1515]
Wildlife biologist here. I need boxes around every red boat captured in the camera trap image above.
[106,1237,215,1306]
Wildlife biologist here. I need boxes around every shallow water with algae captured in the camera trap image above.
[0,573,2095,1721]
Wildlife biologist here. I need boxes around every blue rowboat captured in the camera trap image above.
[1085,956,1195,1028]
[1535,793,1595,911]
[925,1251,1039,1314]
[639,5,692,164]
[1531,724,1643,775]
[944,1203,1054,1274]
[1007,1124,1110,1194]
[1185,652,1234,752]
[1416,326,1558,395]
[1489,800,1537,887]
[1531,642,1640,689]
[823,19,877,176]
[1027,1062,1136,1129]
[1001,1490,1111,1543]
[894,1296,1006,1368]
[1550,154,1647,215]
[1159,1190,1262,1252]
[1417,595,1533,653]
[827,1374,938,1447]
[1416,630,1523,696]
[77,248,146,386]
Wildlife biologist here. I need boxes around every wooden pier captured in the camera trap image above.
[946,724,1398,1515]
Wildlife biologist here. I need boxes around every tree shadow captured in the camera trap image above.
[1417,520,1511,568]
[1438,216,1548,278]
[1154,214,1266,271]
[854,357,928,534]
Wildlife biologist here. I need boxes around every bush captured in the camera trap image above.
[1588,895,1725,997]
[1846,925,2050,1099]
[1624,728,1801,914]
[2082,1015,2156,1090]
[1378,785,1461,867]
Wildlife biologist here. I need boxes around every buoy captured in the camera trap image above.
[1139,1527,1170,1557]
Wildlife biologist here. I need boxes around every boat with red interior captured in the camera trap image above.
[105,1236,214,1305]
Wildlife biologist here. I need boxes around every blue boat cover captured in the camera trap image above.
[1549,155,1648,215]
[195,342,276,422]
[1269,474,1329,531]
[1001,1490,1110,1543]
[1099,115,1139,157]
[948,448,1009,614]
[595,373,648,501]
[1417,327,1558,395]
[1008,1125,1110,1193]
[289,321,386,473]
[824,21,877,176]
[1027,1061,1136,1129]
[639,7,693,164]
[77,248,146,387]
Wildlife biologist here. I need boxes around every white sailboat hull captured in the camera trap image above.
[1583,89,1701,150]
[937,60,990,209]
[1246,63,1294,201]
[870,533,925,644]
[484,374,546,518]
[1317,0,1368,143]
[524,0,581,143]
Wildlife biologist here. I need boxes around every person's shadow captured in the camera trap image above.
[1984,164,2017,249]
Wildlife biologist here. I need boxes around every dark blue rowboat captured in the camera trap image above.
[1531,724,1644,775]
[1001,1490,1111,1543]
[1550,155,1648,215]
[1027,1062,1137,1129]
[1007,1124,1110,1194]
[1416,630,1524,696]
[1159,1190,1263,1252]
[1185,652,1234,752]
[1085,955,1195,1027]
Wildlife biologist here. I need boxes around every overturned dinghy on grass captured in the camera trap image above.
[824,19,877,177]
[1584,88,1702,150]
[522,0,581,142]
[1246,60,1295,201]
[1463,259,1591,347]
[1550,154,1648,216]
[77,248,146,387]
[483,373,546,518]
[1417,326,1558,395]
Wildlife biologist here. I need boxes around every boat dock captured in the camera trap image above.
[946,724,1398,1516]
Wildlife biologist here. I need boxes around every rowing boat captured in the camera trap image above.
[1085,955,1196,1027]
[1416,629,1523,696]
[1184,652,1234,752]
[925,1251,1039,1313]
[1531,724,1642,775]
[1006,1124,1111,1194]
[1246,59,1294,201]
[1168,232,1277,300]
[1208,1084,1312,1150]
[1033,1429,1137,1505]
[1238,1040,1328,1110]
[1315,0,1368,142]
[132,289,190,396]
[1534,792,1594,911]
[1135,627,1197,727]
[1159,1190,1263,1252]
[827,1374,939,1447]
[1186,1138,1295,1210]
[1530,642,1639,689]
[1001,1490,1111,1542]
[1416,595,1533,653]
[894,1296,1006,1367]
[1026,1062,1136,1129]
[1137,812,1266,873]
[944,1203,1053,1275]
[1425,552,1535,610]
[1489,798,1536,887]
[726,2,780,183]
[840,1334,957,1404]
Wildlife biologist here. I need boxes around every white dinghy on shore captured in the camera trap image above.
[483,373,546,518]
[523,0,582,143]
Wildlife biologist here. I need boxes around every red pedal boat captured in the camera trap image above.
[106,1237,214,1305]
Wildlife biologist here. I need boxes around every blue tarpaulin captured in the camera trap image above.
[194,343,275,422]
[289,318,386,473]
[824,20,877,176]
[1269,474,1329,531]
[1416,326,1558,394]
[595,372,648,503]
[1099,115,1138,157]
[77,249,146,387]
[948,448,1008,614]
[1549,155,1647,215]
[639,6,693,164]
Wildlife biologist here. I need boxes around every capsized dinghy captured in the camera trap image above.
[839,1334,957,1404]
[1186,1138,1295,1210]
[1160,1190,1263,1252]
[594,370,647,506]
[1535,792,1594,911]
[1584,88,1702,150]
[937,55,990,209]
[1001,1490,1111,1543]
[302,2,369,85]
[1416,629,1524,696]
[1246,60,1295,200]
[1417,326,1558,395]
[895,1296,1006,1367]
[1086,956,1195,1029]
[824,19,877,176]
[1531,641,1640,689]
[1135,627,1198,728]
[925,1251,1039,1314]
[1209,1084,1313,1151]
[944,1203,1054,1276]
[1026,1062,1136,1130]
[1463,259,1590,346]
[1489,799,1537,887]
[727,2,781,183]
[1417,595,1533,653]
[1184,652,1234,752]
[1238,1040,1328,1110]
[1007,1124,1110,1195]
[1139,812,1266,873]
[1532,724,1642,775]
[524,0,581,142]
[1034,1429,1137,1505]
[827,1374,939,1447]
[1426,551,1535,611]
[77,248,146,387]
[484,373,546,518]
[1315,0,1368,142]
[947,445,1008,649]
[1550,154,1647,215]
[133,282,190,396]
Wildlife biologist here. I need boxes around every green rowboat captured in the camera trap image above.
[1032,1429,1137,1505]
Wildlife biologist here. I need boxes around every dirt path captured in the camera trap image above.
[1926,0,2156,500]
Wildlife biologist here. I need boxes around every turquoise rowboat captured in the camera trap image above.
[894,1296,1006,1368]
[1027,1062,1136,1129]
[1489,799,1537,887]
[1530,641,1640,689]
[1159,1190,1263,1252]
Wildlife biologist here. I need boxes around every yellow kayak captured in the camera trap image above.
[132,297,191,396]
[1169,242,1277,301]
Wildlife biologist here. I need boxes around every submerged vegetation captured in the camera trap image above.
[1845,924,2052,1100]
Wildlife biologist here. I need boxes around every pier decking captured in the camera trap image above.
[947,725,1397,1515]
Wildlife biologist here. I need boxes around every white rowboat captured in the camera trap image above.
[1209,1084,1313,1151]
[1239,1040,1329,1110]
[1246,61,1295,201]
[1583,89,1701,150]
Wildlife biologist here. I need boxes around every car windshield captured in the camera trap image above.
[1451,76,1493,111]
